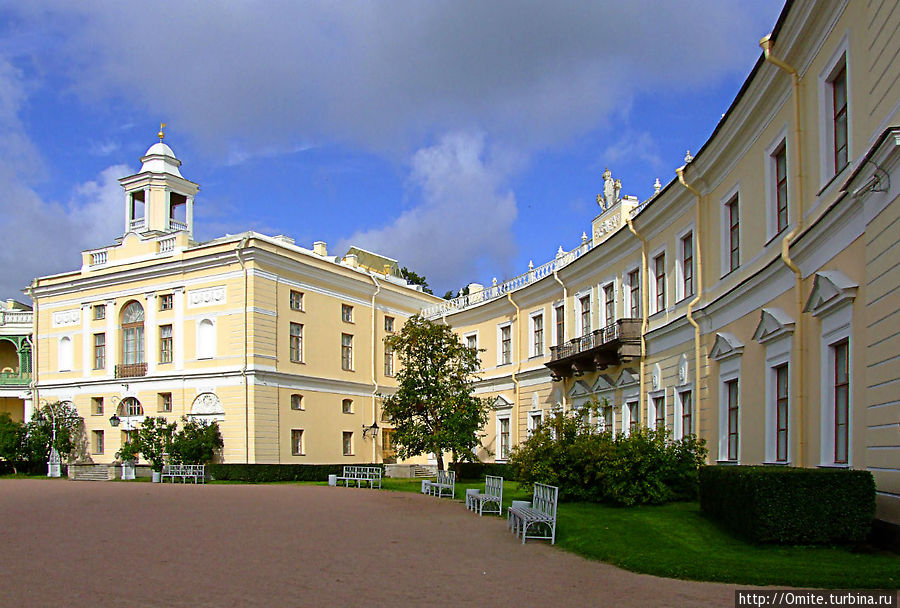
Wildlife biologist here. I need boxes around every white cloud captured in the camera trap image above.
[602,131,666,173]
[337,132,518,292]
[0,59,128,297]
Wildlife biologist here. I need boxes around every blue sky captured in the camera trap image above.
[0,1,784,299]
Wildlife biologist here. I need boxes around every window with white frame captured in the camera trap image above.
[711,331,743,462]
[291,429,304,455]
[342,431,354,456]
[602,282,615,327]
[341,304,353,323]
[341,333,353,371]
[677,389,693,438]
[290,393,304,410]
[527,410,543,437]
[601,401,614,432]
[290,322,303,363]
[817,39,850,188]
[754,308,794,463]
[197,318,215,360]
[554,304,565,346]
[627,268,640,318]
[530,312,544,358]
[775,364,789,462]
[773,139,789,236]
[725,194,740,273]
[579,293,592,335]
[725,379,740,461]
[498,323,512,365]
[290,290,303,311]
[497,415,511,460]
[650,393,665,431]
[679,232,694,301]
[628,401,639,435]
[652,253,666,314]
[832,340,849,464]
[384,344,394,376]
[92,430,104,455]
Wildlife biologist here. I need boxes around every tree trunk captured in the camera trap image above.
[436,453,444,471]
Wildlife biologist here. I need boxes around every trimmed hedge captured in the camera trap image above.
[453,462,511,481]
[208,463,382,483]
[699,465,875,544]
[0,461,66,476]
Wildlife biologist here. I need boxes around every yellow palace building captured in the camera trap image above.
[29,140,442,467]
[422,0,900,527]
[22,0,900,529]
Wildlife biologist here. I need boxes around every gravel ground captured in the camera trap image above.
[0,479,751,607]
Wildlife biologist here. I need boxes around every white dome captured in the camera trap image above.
[140,141,183,177]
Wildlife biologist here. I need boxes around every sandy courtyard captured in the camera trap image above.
[0,480,748,607]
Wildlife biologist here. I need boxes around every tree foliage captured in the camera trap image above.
[135,416,177,471]
[0,413,25,469]
[509,400,708,505]
[381,315,490,470]
[20,401,85,463]
[399,267,433,295]
[168,417,224,465]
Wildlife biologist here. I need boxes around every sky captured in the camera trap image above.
[0,1,785,300]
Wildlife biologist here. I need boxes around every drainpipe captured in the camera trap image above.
[761,34,805,466]
[677,167,704,441]
[625,216,649,423]
[552,270,568,410]
[235,236,250,463]
[369,274,382,464]
[506,292,521,448]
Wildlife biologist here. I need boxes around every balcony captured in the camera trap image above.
[115,363,147,378]
[0,369,31,386]
[546,318,641,379]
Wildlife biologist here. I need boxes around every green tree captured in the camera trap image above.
[135,416,177,472]
[0,412,25,471]
[21,401,84,463]
[399,267,433,295]
[381,314,490,471]
[169,417,224,465]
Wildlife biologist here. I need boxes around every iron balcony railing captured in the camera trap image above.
[115,363,147,378]
[0,370,31,385]
[549,318,642,362]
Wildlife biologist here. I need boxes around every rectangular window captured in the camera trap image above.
[603,406,613,432]
[528,412,543,437]
[384,316,394,332]
[654,254,666,312]
[341,333,353,370]
[727,379,739,461]
[499,418,510,460]
[628,269,640,318]
[159,325,173,363]
[290,394,303,410]
[290,290,303,311]
[532,313,543,356]
[342,431,353,456]
[774,143,789,233]
[291,429,304,456]
[681,233,694,299]
[654,396,665,431]
[833,340,849,464]
[290,323,303,363]
[342,398,353,414]
[159,294,173,311]
[93,305,106,320]
[832,65,848,174]
[158,392,172,413]
[341,304,353,323]
[555,304,565,345]
[680,390,692,437]
[466,334,477,351]
[500,325,511,365]
[92,430,104,455]
[580,295,591,335]
[628,401,639,433]
[775,364,789,462]
[384,344,394,376]
[603,284,615,326]
[91,396,104,416]
[727,196,740,272]
[93,333,106,370]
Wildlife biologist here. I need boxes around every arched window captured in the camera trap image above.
[197,318,215,359]
[120,301,145,365]
[58,336,73,371]
[119,397,144,417]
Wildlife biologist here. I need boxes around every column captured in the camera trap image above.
[106,300,116,376]
[23,397,33,422]
[186,196,194,238]
[174,288,184,370]
[81,303,91,378]
[145,293,157,374]
[124,192,132,233]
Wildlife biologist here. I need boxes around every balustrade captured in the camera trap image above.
[115,363,147,378]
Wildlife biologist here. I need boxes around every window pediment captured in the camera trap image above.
[803,270,857,317]
[752,308,795,344]
[591,374,615,392]
[615,367,639,387]
[709,332,744,361]
[568,380,593,398]
[492,394,513,411]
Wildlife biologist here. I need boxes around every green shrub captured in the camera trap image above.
[208,464,377,483]
[509,404,707,505]
[454,462,511,480]
[169,417,224,465]
[698,465,875,544]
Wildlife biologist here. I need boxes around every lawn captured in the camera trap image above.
[387,477,898,589]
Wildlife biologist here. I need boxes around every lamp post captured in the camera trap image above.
[362,420,379,439]
[40,399,61,478]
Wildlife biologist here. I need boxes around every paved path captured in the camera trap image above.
[0,480,748,607]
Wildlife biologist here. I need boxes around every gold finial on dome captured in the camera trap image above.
[158,123,167,141]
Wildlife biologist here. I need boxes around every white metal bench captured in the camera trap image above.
[468,475,503,516]
[428,470,455,498]
[335,465,382,489]
[507,483,558,544]
[161,464,206,483]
